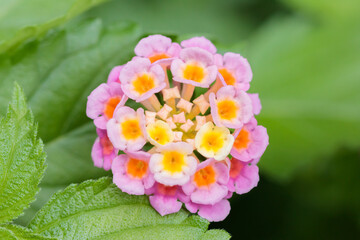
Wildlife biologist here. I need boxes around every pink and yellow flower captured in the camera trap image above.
[214,52,252,91]
[91,128,118,171]
[146,120,174,146]
[182,159,229,205]
[171,47,217,88]
[112,151,154,195]
[231,117,269,162]
[135,35,181,63]
[86,34,269,222]
[209,85,253,129]
[227,157,259,195]
[195,122,234,160]
[147,183,189,216]
[106,106,146,151]
[86,82,127,129]
[149,142,197,186]
[120,57,166,102]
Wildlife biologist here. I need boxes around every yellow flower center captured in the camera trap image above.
[104,96,121,119]
[121,119,142,140]
[149,53,170,63]
[201,130,225,153]
[234,128,251,150]
[162,151,186,173]
[147,121,172,145]
[127,158,148,179]
[194,165,216,187]
[219,68,236,85]
[133,73,155,95]
[183,64,205,82]
[217,99,238,120]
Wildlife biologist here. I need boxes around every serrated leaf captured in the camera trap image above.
[0,84,46,223]
[240,17,360,181]
[0,224,56,240]
[0,18,141,224]
[28,177,229,240]
[0,0,109,54]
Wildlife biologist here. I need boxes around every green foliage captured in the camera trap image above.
[282,0,360,22]
[0,84,46,223]
[0,18,142,224]
[0,0,108,53]
[28,177,230,240]
[227,16,360,181]
[0,224,56,240]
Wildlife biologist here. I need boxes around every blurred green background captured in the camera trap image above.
[0,0,359,239]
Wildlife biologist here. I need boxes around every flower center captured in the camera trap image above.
[183,64,205,82]
[133,73,156,95]
[234,128,251,150]
[147,121,173,145]
[104,96,121,119]
[121,119,142,140]
[127,158,148,179]
[201,130,225,152]
[230,158,244,178]
[219,68,235,85]
[217,99,238,120]
[162,151,185,173]
[194,165,216,187]
[100,136,114,155]
[149,53,170,63]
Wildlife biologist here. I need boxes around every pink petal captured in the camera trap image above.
[191,183,228,205]
[135,35,172,57]
[198,199,231,222]
[149,195,182,216]
[107,65,123,83]
[181,37,217,54]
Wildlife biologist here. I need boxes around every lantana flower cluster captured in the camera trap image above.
[87,35,269,222]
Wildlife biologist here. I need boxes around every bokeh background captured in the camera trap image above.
[1,0,359,239]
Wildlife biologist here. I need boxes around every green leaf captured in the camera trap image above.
[0,0,109,54]
[0,18,141,224]
[28,177,229,240]
[80,0,261,44]
[281,0,360,22]
[0,84,46,223]
[0,224,56,240]
[238,17,360,181]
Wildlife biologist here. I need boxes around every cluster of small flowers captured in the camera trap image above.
[86,35,269,222]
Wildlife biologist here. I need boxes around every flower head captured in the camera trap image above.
[86,34,268,222]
